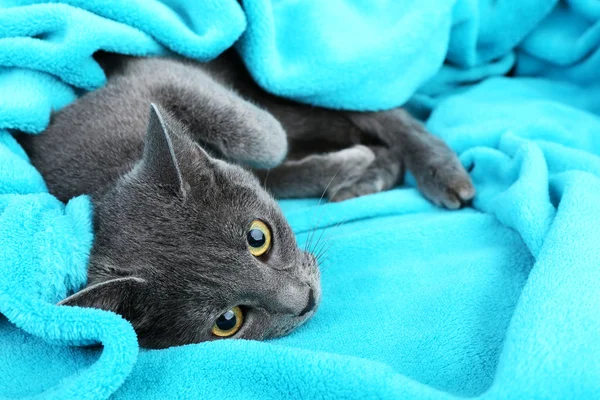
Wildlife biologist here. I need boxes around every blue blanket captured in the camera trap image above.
[1,0,599,398]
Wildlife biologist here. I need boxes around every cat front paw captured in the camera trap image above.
[325,145,378,201]
[329,176,388,202]
[328,147,402,202]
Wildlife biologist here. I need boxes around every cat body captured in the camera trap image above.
[18,51,474,348]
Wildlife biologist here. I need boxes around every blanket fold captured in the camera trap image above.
[1,0,599,399]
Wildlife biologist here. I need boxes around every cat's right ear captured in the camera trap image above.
[58,277,147,322]
[140,103,186,194]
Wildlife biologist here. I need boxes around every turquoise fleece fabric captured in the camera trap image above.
[1,0,599,399]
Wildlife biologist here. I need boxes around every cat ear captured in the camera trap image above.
[58,277,147,320]
[141,103,185,194]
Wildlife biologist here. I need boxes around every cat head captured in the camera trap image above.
[60,104,320,348]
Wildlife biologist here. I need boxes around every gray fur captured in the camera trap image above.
[21,103,319,348]
[17,50,474,348]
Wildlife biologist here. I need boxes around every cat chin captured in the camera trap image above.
[267,312,318,339]
[266,298,321,339]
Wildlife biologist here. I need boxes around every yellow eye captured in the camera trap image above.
[211,306,244,337]
[247,219,271,257]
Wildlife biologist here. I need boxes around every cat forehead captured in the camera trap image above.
[210,160,275,205]
[213,159,261,188]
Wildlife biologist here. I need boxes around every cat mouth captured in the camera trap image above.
[263,285,321,339]
[298,288,316,317]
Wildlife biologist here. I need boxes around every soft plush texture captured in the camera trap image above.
[1,0,599,399]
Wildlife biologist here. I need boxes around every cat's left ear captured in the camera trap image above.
[140,103,186,194]
[58,277,147,322]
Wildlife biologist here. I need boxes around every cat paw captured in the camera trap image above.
[416,158,475,209]
[325,145,377,201]
[329,176,388,202]
[328,147,401,202]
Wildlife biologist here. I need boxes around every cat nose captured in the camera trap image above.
[298,288,316,317]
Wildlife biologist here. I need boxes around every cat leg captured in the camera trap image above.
[256,145,376,199]
[206,53,473,206]
[345,109,475,209]
[122,57,288,169]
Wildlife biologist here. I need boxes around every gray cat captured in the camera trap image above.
[17,50,474,348]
